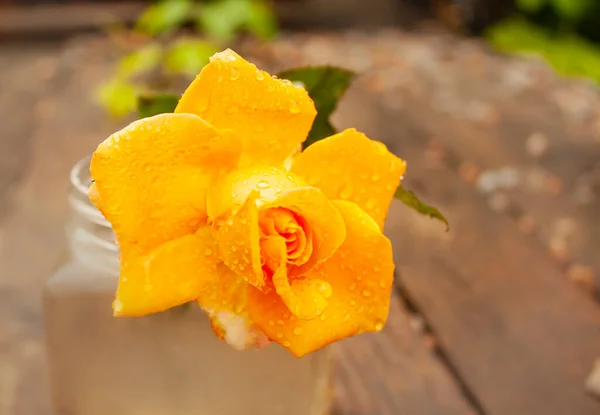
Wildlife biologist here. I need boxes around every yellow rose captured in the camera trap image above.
[89,49,406,357]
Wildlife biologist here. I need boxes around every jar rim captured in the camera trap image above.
[70,154,93,197]
[69,155,112,229]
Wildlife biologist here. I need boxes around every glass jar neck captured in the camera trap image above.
[68,156,119,275]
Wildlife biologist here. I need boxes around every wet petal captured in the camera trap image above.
[90,113,242,253]
[114,227,222,316]
[266,236,332,321]
[207,166,305,221]
[247,201,395,357]
[175,49,316,166]
[262,187,346,275]
[214,192,265,288]
[291,128,406,230]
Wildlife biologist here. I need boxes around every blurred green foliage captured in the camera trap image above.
[486,0,600,85]
[96,0,278,117]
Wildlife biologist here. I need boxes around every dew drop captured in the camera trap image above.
[362,289,372,297]
[276,332,283,339]
[204,247,213,256]
[196,99,209,113]
[268,320,275,326]
[365,198,376,210]
[289,101,301,114]
[257,180,270,189]
[319,314,326,321]
[371,172,380,181]
[350,299,357,306]
[283,340,291,347]
[230,67,240,80]
[293,327,303,336]
[349,282,356,291]
[375,321,384,331]
[276,319,284,326]
[254,70,265,81]
[340,183,353,200]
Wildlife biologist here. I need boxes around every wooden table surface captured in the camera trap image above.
[1,29,599,415]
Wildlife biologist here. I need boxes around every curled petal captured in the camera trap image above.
[114,227,221,316]
[90,113,242,253]
[262,187,346,274]
[291,128,406,230]
[214,192,265,289]
[175,49,316,167]
[207,166,305,220]
[247,201,395,357]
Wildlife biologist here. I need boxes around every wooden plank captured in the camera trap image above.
[0,2,146,35]
[333,86,600,415]
[334,292,476,415]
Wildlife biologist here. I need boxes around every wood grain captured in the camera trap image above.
[333,87,600,415]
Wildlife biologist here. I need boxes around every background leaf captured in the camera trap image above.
[394,186,449,230]
[550,0,593,22]
[136,0,192,36]
[138,93,180,118]
[246,1,279,40]
[118,44,163,78]
[516,0,547,13]
[196,0,250,42]
[164,38,217,76]
[95,79,139,118]
[277,66,355,148]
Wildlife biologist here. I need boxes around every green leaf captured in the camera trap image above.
[516,0,547,13]
[95,78,139,118]
[550,0,593,22]
[197,0,249,42]
[118,44,162,78]
[246,1,278,40]
[394,186,449,231]
[277,66,356,148]
[135,0,192,36]
[137,93,180,118]
[164,38,217,76]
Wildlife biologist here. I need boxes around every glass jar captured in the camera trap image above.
[43,156,333,415]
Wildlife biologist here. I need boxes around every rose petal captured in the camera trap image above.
[207,166,305,221]
[291,128,406,230]
[114,227,222,316]
[262,186,346,275]
[247,201,395,357]
[214,192,265,288]
[90,113,242,253]
[175,49,316,167]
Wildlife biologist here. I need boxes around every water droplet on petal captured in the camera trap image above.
[283,340,291,347]
[268,320,275,326]
[113,299,123,313]
[362,289,372,297]
[204,248,213,256]
[350,299,357,306]
[257,180,270,189]
[254,70,264,81]
[293,327,303,336]
[371,172,380,181]
[340,183,353,200]
[276,332,283,339]
[230,67,240,80]
[196,99,209,113]
[289,100,300,114]
[349,282,356,291]
[365,198,376,210]
[375,321,384,331]
[276,320,284,326]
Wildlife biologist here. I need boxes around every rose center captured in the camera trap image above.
[258,207,312,273]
